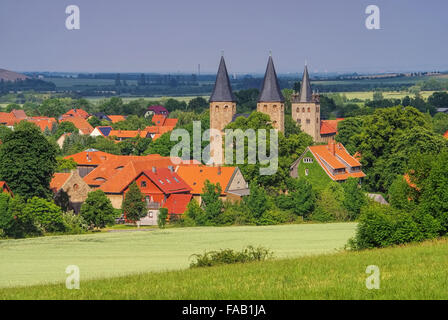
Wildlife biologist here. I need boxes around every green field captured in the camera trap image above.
[336,90,438,101]
[0,223,356,288]
[1,236,446,300]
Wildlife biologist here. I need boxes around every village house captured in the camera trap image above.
[144,105,169,118]
[61,116,94,135]
[61,108,90,120]
[290,141,366,184]
[0,181,13,196]
[176,165,249,205]
[50,170,91,213]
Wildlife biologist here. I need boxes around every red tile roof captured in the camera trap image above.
[11,109,27,119]
[107,115,126,123]
[63,109,89,119]
[0,181,12,195]
[163,194,192,215]
[64,150,118,166]
[109,129,149,139]
[142,168,191,194]
[320,119,344,135]
[308,142,365,181]
[164,118,178,127]
[61,117,94,135]
[152,114,166,126]
[28,117,57,131]
[176,166,236,195]
[50,173,71,191]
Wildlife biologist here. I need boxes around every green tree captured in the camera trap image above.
[185,199,206,225]
[289,179,316,218]
[313,182,348,222]
[0,121,57,199]
[201,180,223,224]
[80,190,115,229]
[187,97,208,111]
[54,121,78,139]
[388,175,415,212]
[342,178,367,220]
[244,182,269,219]
[158,207,168,229]
[22,197,66,233]
[122,182,147,225]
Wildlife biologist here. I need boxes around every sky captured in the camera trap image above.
[0,0,447,74]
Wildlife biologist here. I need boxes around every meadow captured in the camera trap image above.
[1,236,446,300]
[0,223,356,288]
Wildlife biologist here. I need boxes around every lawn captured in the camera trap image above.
[0,223,356,288]
[1,236,446,300]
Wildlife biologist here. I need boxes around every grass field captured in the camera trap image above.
[1,236,446,299]
[0,223,356,288]
[337,90,437,101]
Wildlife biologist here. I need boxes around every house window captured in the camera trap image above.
[305,169,309,176]
[297,119,301,124]
[306,119,310,124]
[316,118,319,123]
[73,184,79,191]
[296,108,300,113]
[303,157,313,164]
[263,105,267,112]
[159,179,164,185]
[302,108,305,112]
[317,107,320,112]
[148,211,153,218]
[307,107,310,112]
[141,181,147,188]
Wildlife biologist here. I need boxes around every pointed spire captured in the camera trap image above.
[299,64,312,102]
[258,55,285,103]
[210,56,236,102]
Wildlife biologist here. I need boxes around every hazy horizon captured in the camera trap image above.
[1,0,447,74]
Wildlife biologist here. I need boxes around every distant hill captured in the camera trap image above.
[0,69,28,81]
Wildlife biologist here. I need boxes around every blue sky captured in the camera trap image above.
[0,0,447,73]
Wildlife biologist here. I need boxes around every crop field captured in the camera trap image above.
[339,90,437,101]
[85,95,209,104]
[1,236,446,300]
[0,223,356,289]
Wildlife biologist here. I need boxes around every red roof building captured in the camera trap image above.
[0,181,13,196]
[61,117,94,135]
[62,109,90,120]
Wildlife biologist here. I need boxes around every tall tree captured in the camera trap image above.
[122,182,147,225]
[0,121,57,199]
[80,190,115,229]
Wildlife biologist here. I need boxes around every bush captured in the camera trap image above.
[158,207,168,229]
[313,182,349,222]
[217,202,254,226]
[62,211,88,234]
[190,246,273,268]
[22,197,67,234]
[81,190,115,229]
[258,208,296,225]
[348,203,423,250]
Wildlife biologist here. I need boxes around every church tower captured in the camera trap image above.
[209,55,236,164]
[209,55,236,132]
[257,54,285,132]
[292,64,321,141]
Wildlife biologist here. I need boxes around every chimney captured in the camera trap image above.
[328,140,336,155]
[168,165,174,172]
[152,166,156,173]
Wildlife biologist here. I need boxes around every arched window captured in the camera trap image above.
[317,107,320,112]
[215,105,219,111]
[263,105,268,112]
[73,184,79,191]
[273,105,277,109]
[296,107,300,113]
[302,108,305,112]
[306,119,310,124]
[224,105,229,110]
[316,118,319,123]
[307,107,311,112]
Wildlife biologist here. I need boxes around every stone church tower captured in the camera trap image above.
[257,55,285,132]
[209,56,236,132]
[292,64,321,141]
[209,56,236,164]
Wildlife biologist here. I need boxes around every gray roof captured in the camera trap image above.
[209,56,236,102]
[231,113,250,122]
[299,65,312,102]
[258,55,285,103]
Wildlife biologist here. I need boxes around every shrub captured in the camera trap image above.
[190,246,273,268]
[342,178,367,220]
[217,202,254,226]
[22,197,67,233]
[348,203,423,250]
[122,182,147,224]
[62,211,88,234]
[185,199,206,225]
[313,182,348,222]
[158,207,168,229]
[81,190,115,229]
[258,208,295,225]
